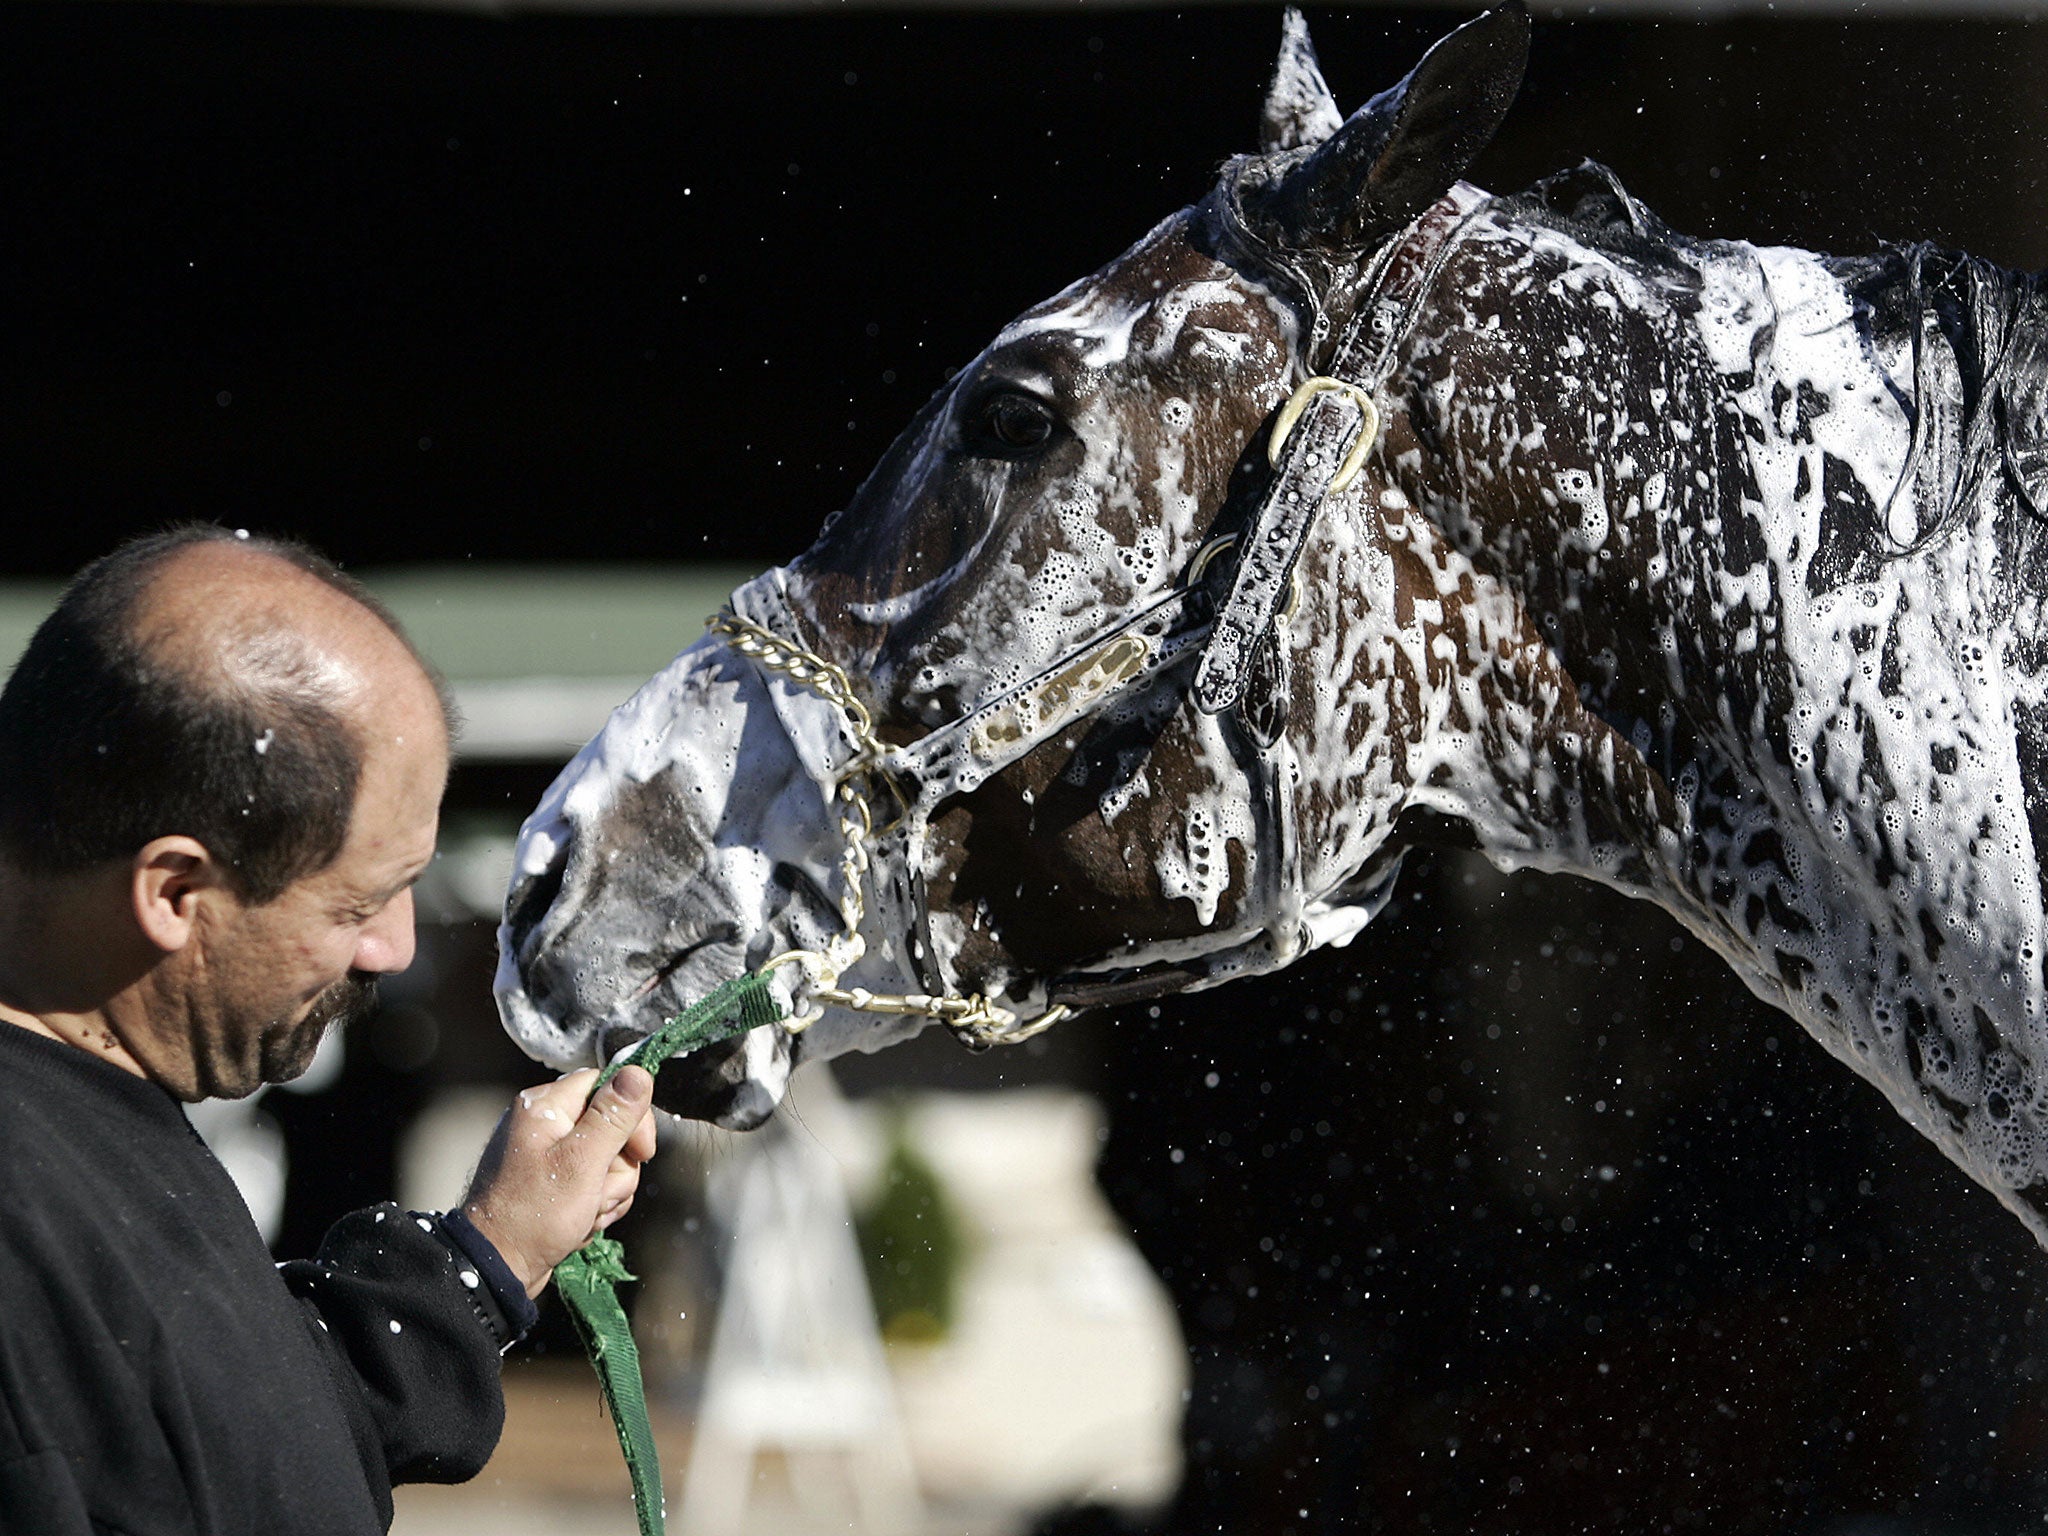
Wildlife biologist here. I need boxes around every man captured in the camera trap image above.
[0,526,657,1533]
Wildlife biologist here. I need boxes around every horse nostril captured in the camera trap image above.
[504,840,570,954]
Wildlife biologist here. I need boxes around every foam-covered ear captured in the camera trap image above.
[1256,3,1529,250]
[1260,9,1344,155]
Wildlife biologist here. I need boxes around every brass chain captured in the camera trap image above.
[707,610,1069,1047]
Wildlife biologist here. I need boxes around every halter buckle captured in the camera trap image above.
[1267,375,1380,496]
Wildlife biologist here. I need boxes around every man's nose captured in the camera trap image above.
[354,887,418,975]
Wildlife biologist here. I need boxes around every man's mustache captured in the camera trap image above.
[306,972,381,1034]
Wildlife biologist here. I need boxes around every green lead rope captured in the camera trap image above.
[552,1236,656,1524]
[552,967,793,1536]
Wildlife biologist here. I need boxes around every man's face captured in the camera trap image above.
[184,700,449,1100]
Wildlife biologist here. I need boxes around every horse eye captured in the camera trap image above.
[971,392,1057,455]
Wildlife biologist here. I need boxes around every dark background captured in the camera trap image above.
[5,3,2048,575]
[9,4,2048,1533]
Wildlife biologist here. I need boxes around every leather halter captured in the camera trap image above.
[714,183,1490,1021]
[1195,181,1490,713]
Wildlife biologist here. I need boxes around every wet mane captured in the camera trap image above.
[1487,163,2048,583]
[1502,162,1706,300]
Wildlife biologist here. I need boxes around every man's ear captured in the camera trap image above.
[131,837,232,954]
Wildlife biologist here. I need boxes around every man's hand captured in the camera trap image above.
[460,1066,658,1299]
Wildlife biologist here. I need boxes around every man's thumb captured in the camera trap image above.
[578,1064,654,1147]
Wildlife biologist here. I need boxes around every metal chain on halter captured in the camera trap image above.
[707,609,1070,1048]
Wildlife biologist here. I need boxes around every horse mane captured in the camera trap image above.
[1201,151,1339,329]
[1497,160,1709,305]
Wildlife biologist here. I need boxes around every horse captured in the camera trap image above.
[493,3,2048,1253]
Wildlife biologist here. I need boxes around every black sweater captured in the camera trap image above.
[0,1023,518,1534]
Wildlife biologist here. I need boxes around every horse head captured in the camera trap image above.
[494,7,1544,1126]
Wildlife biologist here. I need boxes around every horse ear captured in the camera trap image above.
[1260,2,1530,250]
[1260,10,1344,154]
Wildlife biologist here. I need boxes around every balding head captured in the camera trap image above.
[133,537,446,739]
[0,526,454,903]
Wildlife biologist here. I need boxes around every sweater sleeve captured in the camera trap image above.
[0,1382,96,1536]
[277,1204,515,1497]
[0,1448,96,1536]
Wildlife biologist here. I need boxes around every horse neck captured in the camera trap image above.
[1364,216,1876,895]
[1396,207,2048,927]
[1344,212,1747,896]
